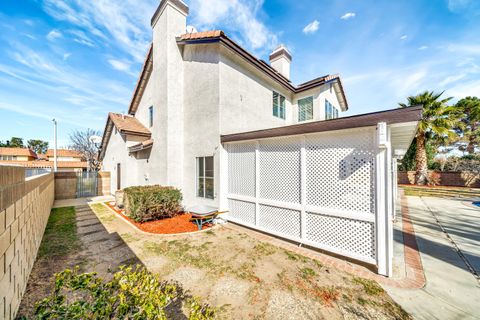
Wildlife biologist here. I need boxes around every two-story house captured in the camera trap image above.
[99,0,422,276]
[99,0,348,202]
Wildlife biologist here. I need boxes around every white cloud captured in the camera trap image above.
[68,29,96,47]
[189,0,278,52]
[400,35,408,40]
[418,45,428,50]
[446,80,480,99]
[303,20,319,34]
[340,12,356,20]
[447,43,480,54]
[439,74,466,87]
[46,29,62,41]
[63,53,72,61]
[42,0,156,62]
[108,59,131,72]
[447,0,480,14]
[186,25,198,33]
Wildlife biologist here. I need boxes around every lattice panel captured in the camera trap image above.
[306,212,375,259]
[259,137,301,204]
[305,128,375,214]
[226,142,256,197]
[259,205,301,238]
[228,199,256,225]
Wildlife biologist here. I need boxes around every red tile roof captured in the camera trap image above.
[45,149,83,157]
[179,30,223,40]
[109,113,151,136]
[0,147,37,158]
[129,139,154,152]
[0,160,87,168]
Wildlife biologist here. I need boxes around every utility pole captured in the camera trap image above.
[52,119,57,172]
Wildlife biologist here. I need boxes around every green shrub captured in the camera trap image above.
[124,185,183,222]
[35,265,215,319]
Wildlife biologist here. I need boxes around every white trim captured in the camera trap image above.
[255,141,260,226]
[300,136,307,240]
[226,216,376,265]
[375,122,388,276]
[227,194,374,223]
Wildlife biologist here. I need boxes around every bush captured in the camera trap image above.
[124,185,182,222]
[427,171,441,186]
[35,266,215,320]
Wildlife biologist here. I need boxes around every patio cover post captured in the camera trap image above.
[375,122,393,277]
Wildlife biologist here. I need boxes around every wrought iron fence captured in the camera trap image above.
[76,172,98,198]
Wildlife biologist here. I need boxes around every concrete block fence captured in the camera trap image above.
[54,171,111,200]
[0,167,54,319]
[398,171,480,188]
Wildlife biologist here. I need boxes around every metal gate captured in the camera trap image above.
[224,127,380,266]
[76,172,98,198]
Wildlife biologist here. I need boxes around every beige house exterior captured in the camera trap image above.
[99,0,421,276]
[99,0,347,205]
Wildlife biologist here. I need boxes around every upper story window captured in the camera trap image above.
[148,106,153,127]
[272,91,286,119]
[298,96,313,122]
[325,99,339,120]
[196,156,214,199]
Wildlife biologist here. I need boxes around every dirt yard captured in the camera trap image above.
[18,203,410,319]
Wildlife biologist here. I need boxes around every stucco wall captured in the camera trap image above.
[100,3,345,209]
[0,167,54,319]
[219,45,293,135]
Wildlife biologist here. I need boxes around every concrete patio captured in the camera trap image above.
[385,196,480,320]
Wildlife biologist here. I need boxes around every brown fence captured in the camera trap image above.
[0,166,54,319]
[398,171,480,188]
[54,171,110,200]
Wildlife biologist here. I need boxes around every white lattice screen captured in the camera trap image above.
[226,127,378,264]
[259,137,301,204]
[305,130,375,215]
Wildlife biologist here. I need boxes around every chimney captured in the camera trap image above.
[150,0,188,188]
[269,45,292,79]
[151,0,189,28]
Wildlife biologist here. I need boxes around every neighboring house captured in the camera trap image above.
[0,147,87,172]
[99,0,421,276]
[0,147,37,161]
[43,149,84,162]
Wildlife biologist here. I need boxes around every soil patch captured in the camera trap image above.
[105,201,212,234]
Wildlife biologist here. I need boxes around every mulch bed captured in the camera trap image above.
[105,202,212,234]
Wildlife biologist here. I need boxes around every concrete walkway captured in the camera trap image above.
[53,195,114,208]
[385,196,480,320]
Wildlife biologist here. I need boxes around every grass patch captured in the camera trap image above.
[284,250,308,262]
[144,240,260,282]
[352,277,384,295]
[253,243,276,256]
[38,207,80,258]
[299,267,317,279]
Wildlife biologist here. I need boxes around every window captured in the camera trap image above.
[325,99,339,120]
[272,91,286,119]
[0,155,16,160]
[298,96,313,122]
[196,156,214,199]
[148,106,153,127]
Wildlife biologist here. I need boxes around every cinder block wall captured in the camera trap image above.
[398,171,480,188]
[97,171,111,196]
[0,166,54,319]
[54,171,111,200]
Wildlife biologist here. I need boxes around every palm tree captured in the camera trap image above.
[455,96,480,154]
[399,91,456,185]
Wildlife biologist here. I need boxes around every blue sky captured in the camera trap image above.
[0,0,479,147]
